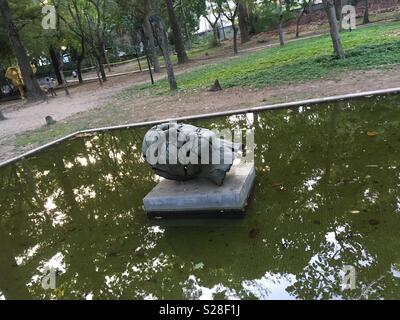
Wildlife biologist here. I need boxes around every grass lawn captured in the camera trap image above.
[128,21,400,96]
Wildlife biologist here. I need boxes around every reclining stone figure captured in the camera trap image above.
[142,123,240,186]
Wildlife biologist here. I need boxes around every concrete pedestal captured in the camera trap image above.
[143,163,255,219]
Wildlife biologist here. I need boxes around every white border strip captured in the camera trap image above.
[1,87,400,168]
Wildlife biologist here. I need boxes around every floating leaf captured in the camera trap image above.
[272,182,285,190]
[367,131,380,137]
[249,228,260,239]
[350,210,360,214]
[194,262,204,270]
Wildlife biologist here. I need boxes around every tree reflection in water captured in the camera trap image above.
[0,95,399,299]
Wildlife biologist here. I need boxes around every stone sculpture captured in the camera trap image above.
[142,122,240,186]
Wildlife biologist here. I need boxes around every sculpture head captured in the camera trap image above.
[142,123,240,186]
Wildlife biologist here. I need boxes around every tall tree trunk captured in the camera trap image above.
[278,14,285,46]
[238,2,250,44]
[98,56,107,81]
[90,55,103,85]
[58,48,69,95]
[333,0,342,31]
[181,6,192,50]
[0,0,45,102]
[363,0,370,24]
[324,0,345,59]
[49,45,63,85]
[165,0,188,64]
[76,38,85,83]
[295,7,306,38]
[150,0,177,90]
[232,23,238,54]
[221,19,226,40]
[213,24,220,43]
[143,14,161,73]
[76,56,83,83]
[102,43,112,72]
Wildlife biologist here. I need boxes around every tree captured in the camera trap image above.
[203,0,221,45]
[176,0,205,49]
[323,0,345,59]
[219,0,239,54]
[0,0,45,101]
[333,0,342,31]
[238,0,250,44]
[49,45,63,85]
[165,0,188,64]
[363,0,370,24]
[61,0,113,82]
[295,0,312,38]
[150,0,177,90]
[142,0,161,72]
[277,0,284,46]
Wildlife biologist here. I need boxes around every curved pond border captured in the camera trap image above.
[1,86,400,169]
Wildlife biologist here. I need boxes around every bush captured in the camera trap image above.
[250,2,296,33]
[207,34,220,49]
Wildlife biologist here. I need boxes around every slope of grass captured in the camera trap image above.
[127,21,400,96]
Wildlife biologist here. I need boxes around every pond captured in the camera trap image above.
[0,94,399,300]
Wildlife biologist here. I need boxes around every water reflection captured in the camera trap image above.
[0,95,399,299]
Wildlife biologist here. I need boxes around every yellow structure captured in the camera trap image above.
[5,64,37,99]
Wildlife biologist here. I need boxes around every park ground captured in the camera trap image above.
[1,18,400,162]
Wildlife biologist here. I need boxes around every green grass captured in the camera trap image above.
[127,21,400,96]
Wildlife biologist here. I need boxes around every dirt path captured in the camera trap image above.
[111,66,400,123]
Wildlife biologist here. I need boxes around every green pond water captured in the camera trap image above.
[0,94,400,300]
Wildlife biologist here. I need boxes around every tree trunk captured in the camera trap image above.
[150,0,177,90]
[102,43,112,72]
[98,56,107,81]
[0,0,45,102]
[91,55,103,85]
[77,39,84,83]
[278,14,285,46]
[325,0,345,59]
[333,0,342,31]
[58,48,69,95]
[221,19,226,40]
[238,2,250,44]
[232,23,238,54]
[212,24,220,43]
[143,14,161,73]
[363,0,370,24]
[165,0,188,64]
[49,45,63,85]
[76,59,83,83]
[296,7,306,38]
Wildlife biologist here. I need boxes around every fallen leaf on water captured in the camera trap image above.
[350,210,360,214]
[272,182,285,190]
[367,131,380,137]
[249,228,260,239]
[194,262,204,270]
